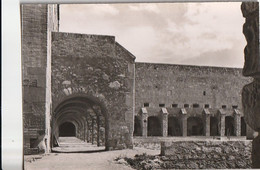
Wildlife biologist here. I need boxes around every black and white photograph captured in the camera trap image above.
[2,1,260,169]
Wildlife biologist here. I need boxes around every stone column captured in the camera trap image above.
[91,118,95,144]
[203,109,211,137]
[97,116,100,146]
[234,109,241,136]
[141,108,148,137]
[161,108,168,137]
[241,2,260,168]
[218,110,225,137]
[180,109,187,137]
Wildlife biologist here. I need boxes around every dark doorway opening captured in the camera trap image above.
[241,117,247,136]
[168,116,182,136]
[225,116,235,136]
[148,116,161,136]
[210,116,219,136]
[134,116,142,136]
[59,122,76,137]
[187,117,204,136]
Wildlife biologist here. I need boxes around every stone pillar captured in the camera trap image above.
[180,109,187,137]
[141,108,148,137]
[97,116,100,146]
[218,110,225,137]
[203,109,211,137]
[91,118,95,144]
[234,109,241,136]
[161,108,168,137]
[241,2,260,168]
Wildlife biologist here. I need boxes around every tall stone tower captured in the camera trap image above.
[21,4,59,154]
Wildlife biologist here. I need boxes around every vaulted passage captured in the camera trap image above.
[134,116,142,136]
[168,116,182,136]
[59,122,76,137]
[187,117,204,136]
[148,116,161,136]
[51,96,108,152]
[210,116,219,136]
[225,116,235,136]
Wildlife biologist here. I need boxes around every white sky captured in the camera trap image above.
[60,2,246,68]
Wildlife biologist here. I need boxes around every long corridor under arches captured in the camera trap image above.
[51,96,108,153]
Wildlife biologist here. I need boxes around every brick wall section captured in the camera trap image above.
[51,32,135,150]
[135,62,251,115]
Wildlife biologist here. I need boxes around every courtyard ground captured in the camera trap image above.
[24,137,159,170]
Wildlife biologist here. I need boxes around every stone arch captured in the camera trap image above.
[225,116,235,136]
[168,116,182,136]
[187,116,204,136]
[51,94,109,150]
[210,116,219,136]
[133,116,142,136]
[148,116,161,136]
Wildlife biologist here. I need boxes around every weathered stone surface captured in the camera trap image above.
[241,2,260,76]
[124,141,251,169]
[51,32,135,150]
[135,63,251,113]
[242,78,260,131]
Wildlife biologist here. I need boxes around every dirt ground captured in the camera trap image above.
[24,147,159,170]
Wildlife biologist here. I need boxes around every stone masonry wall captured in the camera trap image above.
[51,32,135,150]
[135,62,251,114]
[161,140,252,169]
[21,4,59,154]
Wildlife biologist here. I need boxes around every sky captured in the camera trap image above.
[59,2,246,68]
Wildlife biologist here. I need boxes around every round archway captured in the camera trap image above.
[59,122,76,137]
[51,95,109,151]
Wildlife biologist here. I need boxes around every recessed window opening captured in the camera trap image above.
[193,104,200,108]
[144,103,149,107]
[222,105,227,109]
[184,104,189,108]
[172,104,178,108]
[159,104,165,107]
[204,104,210,108]
[203,91,206,96]
[232,105,238,109]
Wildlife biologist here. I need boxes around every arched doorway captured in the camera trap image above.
[51,95,108,152]
[148,116,161,136]
[187,117,204,136]
[225,116,235,136]
[133,116,142,136]
[59,122,76,137]
[168,116,182,136]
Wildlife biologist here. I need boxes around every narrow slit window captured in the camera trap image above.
[184,104,189,108]
[144,103,149,107]
[232,105,238,109]
[172,104,178,108]
[204,104,210,108]
[193,104,200,108]
[159,104,165,107]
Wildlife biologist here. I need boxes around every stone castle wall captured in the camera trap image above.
[51,32,135,150]
[21,4,59,154]
[135,62,251,113]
